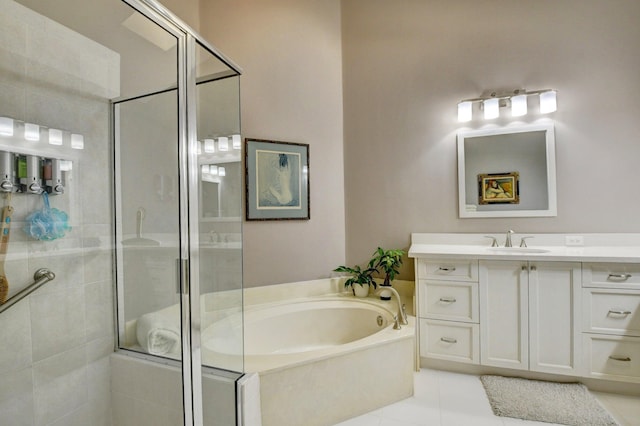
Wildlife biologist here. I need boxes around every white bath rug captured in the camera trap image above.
[480,375,619,426]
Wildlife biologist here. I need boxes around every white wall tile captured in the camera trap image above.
[33,346,88,426]
[0,367,35,426]
[29,287,86,362]
[0,300,32,375]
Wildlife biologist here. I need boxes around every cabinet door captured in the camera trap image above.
[479,260,528,370]
[529,262,581,375]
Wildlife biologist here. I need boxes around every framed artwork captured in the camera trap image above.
[245,138,310,220]
[478,172,519,204]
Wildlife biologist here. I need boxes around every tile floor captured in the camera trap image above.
[334,369,640,426]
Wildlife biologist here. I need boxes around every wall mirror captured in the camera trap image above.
[457,123,557,218]
[199,157,241,221]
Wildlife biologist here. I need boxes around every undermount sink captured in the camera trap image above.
[487,247,550,254]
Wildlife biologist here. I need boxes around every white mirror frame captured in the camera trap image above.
[457,123,557,218]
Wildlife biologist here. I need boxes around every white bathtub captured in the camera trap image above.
[201,294,415,426]
[202,297,412,373]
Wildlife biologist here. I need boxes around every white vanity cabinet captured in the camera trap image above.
[582,263,640,382]
[410,233,640,385]
[479,260,581,375]
[417,259,480,364]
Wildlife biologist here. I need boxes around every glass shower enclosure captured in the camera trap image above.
[2,0,245,424]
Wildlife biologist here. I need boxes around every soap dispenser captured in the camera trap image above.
[44,158,64,195]
[19,155,42,194]
[0,151,15,193]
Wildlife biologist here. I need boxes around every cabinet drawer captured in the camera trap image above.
[582,334,640,382]
[419,280,478,323]
[417,259,478,282]
[583,288,640,336]
[583,263,640,289]
[420,319,479,364]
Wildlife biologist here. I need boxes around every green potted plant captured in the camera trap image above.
[333,264,377,297]
[368,247,405,300]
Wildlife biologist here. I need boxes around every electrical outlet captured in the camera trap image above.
[565,235,584,246]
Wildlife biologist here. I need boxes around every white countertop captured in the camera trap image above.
[409,233,640,263]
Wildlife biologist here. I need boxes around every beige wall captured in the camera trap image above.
[188,0,640,285]
[198,0,346,286]
[342,0,640,277]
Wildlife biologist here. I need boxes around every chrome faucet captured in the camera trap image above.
[505,230,514,247]
[375,286,408,328]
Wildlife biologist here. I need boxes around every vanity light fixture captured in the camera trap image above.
[483,98,500,120]
[231,134,241,150]
[70,133,84,149]
[209,165,218,176]
[203,138,215,153]
[457,89,558,122]
[48,128,63,146]
[0,117,14,137]
[218,136,229,152]
[457,101,472,123]
[511,94,528,117]
[539,90,557,114]
[24,123,40,141]
[0,117,83,149]
[218,166,226,177]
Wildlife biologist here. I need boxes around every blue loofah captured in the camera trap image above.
[23,192,71,241]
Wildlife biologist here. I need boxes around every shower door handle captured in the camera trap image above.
[176,258,189,295]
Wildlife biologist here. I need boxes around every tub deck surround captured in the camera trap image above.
[409,233,640,262]
[233,280,416,426]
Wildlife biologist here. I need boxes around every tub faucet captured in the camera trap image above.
[505,229,514,247]
[375,286,408,327]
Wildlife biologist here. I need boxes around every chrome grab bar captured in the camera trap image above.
[0,268,55,313]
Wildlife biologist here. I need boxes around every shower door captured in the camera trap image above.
[112,1,244,426]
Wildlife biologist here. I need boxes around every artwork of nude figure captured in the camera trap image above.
[256,150,301,208]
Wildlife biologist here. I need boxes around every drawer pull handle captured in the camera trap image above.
[440,337,457,344]
[607,273,632,281]
[439,297,457,303]
[438,267,456,272]
[608,309,632,316]
[609,356,631,362]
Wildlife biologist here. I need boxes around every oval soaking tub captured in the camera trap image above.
[201,297,415,373]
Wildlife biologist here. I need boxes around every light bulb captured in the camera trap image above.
[24,123,40,141]
[457,101,472,122]
[540,90,557,114]
[511,94,527,117]
[204,138,215,153]
[232,134,241,150]
[218,166,226,176]
[0,117,14,137]
[197,140,202,155]
[483,98,499,120]
[71,133,84,149]
[48,128,63,145]
[209,165,218,176]
[218,137,229,151]
[201,165,209,174]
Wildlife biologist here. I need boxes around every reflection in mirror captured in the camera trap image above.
[457,123,557,218]
[200,161,241,219]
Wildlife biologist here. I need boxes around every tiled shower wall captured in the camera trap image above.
[0,1,119,424]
